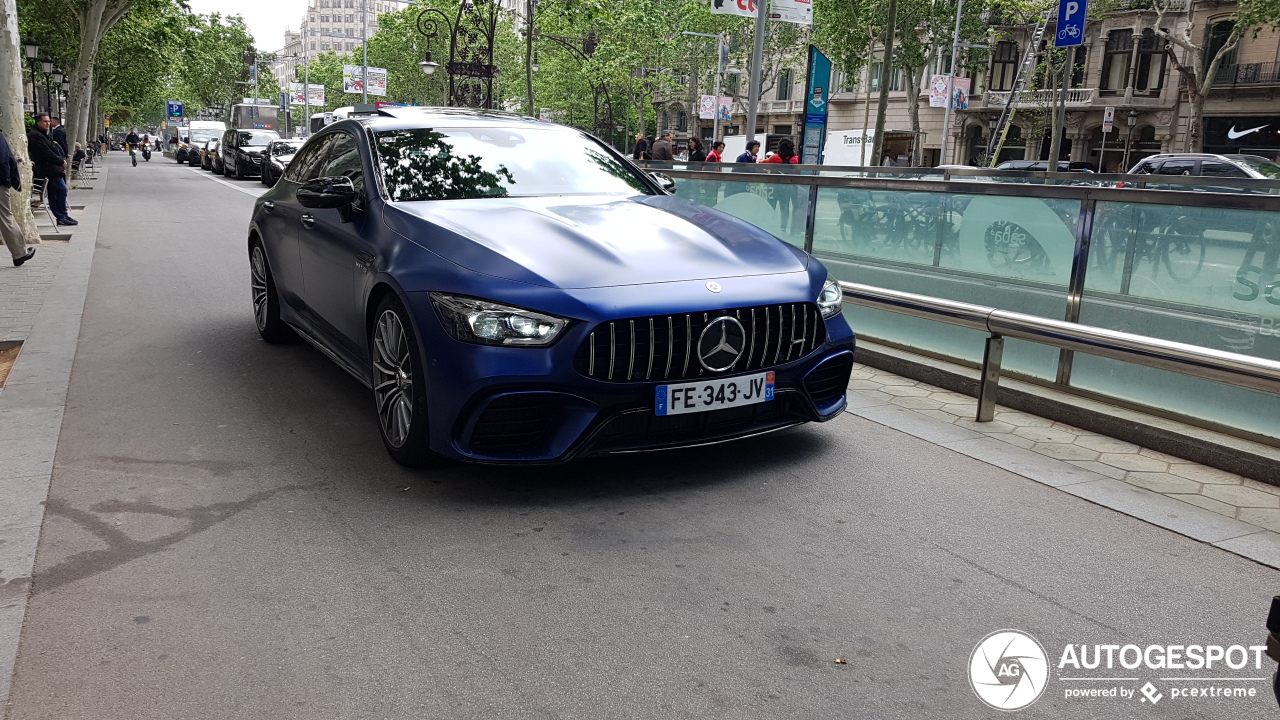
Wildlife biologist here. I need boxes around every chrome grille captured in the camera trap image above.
[574,303,825,383]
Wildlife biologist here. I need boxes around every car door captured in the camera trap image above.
[297,130,378,358]
[262,134,334,316]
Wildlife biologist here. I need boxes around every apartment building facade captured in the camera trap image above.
[655,1,1279,166]
[272,0,412,88]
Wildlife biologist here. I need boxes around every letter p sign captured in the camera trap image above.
[1055,0,1088,46]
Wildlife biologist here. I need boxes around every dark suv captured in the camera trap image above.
[221,129,281,179]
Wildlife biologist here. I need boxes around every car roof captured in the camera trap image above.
[348,106,563,133]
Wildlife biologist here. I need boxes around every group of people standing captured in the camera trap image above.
[631,132,801,166]
[1,111,84,269]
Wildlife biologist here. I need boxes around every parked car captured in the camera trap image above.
[178,128,223,165]
[200,139,222,173]
[1126,153,1280,179]
[247,108,856,466]
[994,160,1097,172]
[222,128,280,179]
[260,138,305,187]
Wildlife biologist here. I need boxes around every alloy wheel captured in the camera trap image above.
[250,246,269,331]
[372,309,413,448]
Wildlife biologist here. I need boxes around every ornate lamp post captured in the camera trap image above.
[61,78,71,124]
[21,38,39,113]
[1123,109,1138,171]
[415,0,499,109]
[50,69,63,119]
[40,57,53,117]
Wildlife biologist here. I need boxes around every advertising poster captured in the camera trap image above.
[699,95,716,120]
[718,96,733,121]
[769,0,813,25]
[711,0,756,19]
[289,83,326,106]
[800,45,831,165]
[343,65,387,96]
[929,76,971,109]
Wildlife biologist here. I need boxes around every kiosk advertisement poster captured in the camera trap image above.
[289,83,326,106]
[343,65,387,96]
[800,45,832,165]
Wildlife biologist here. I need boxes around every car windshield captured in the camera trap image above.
[240,131,279,147]
[271,141,303,156]
[190,131,219,144]
[1235,157,1280,179]
[371,126,652,201]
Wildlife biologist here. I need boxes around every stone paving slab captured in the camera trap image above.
[0,246,69,344]
[847,362,1280,568]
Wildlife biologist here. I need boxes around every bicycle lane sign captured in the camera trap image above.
[1055,0,1088,46]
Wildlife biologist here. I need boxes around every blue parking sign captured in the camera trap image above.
[1055,0,1088,47]
[166,100,184,119]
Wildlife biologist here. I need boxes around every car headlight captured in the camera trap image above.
[817,277,843,318]
[430,293,569,347]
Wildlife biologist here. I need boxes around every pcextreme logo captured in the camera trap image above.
[969,630,1272,711]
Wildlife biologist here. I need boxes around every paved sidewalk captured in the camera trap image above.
[0,246,69,344]
[847,362,1280,568]
[0,163,104,714]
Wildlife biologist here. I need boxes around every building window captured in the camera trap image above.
[1100,29,1132,92]
[773,125,792,135]
[724,126,739,135]
[1205,20,1237,71]
[1134,29,1166,94]
[661,111,669,130]
[989,41,1018,91]
[310,42,316,50]
[725,74,739,96]
[868,60,902,92]
[678,111,688,131]
[322,43,330,50]
[776,69,792,100]
[1070,45,1088,87]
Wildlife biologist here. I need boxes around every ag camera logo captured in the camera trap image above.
[969,630,1050,711]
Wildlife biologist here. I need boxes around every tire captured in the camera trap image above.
[249,242,296,344]
[370,294,440,467]
[260,167,270,186]
[234,156,246,180]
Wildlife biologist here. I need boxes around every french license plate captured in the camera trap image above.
[654,372,775,416]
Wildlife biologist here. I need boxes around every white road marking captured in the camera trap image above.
[188,167,268,198]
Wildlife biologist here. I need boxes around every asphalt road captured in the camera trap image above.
[5,155,1278,720]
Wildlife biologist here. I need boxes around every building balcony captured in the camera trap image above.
[984,87,1097,108]
[1213,62,1280,86]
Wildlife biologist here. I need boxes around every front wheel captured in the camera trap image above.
[131,152,137,167]
[250,242,296,344]
[371,295,439,467]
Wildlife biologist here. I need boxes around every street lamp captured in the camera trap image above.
[22,38,39,113]
[415,7,452,102]
[51,70,63,119]
[39,59,53,118]
[1123,109,1138,170]
[61,79,71,123]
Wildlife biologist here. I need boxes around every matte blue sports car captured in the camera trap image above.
[248,107,855,466]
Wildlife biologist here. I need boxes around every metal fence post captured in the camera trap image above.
[803,183,819,253]
[977,334,1005,422]
[1056,196,1096,385]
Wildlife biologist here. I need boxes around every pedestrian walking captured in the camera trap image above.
[735,140,760,163]
[27,113,76,227]
[687,138,707,162]
[651,131,674,161]
[0,130,36,266]
[632,133,650,161]
[706,141,725,163]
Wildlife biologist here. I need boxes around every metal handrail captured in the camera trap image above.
[840,282,1280,421]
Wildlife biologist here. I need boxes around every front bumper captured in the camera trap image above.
[404,291,856,464]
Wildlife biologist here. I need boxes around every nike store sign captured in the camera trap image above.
[1204,116,1280,154]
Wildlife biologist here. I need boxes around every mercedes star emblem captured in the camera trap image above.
[697,316,746,372]
[706,281,722,293]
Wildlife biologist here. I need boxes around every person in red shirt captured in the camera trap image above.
[762,138,800,232]
[705,141,725,163]
[761,137,799,164]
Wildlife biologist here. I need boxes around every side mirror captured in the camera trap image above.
[648,171,677,194]
[297,176,357,209]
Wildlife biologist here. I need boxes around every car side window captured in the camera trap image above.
[1132,161,1156,174]
[1157,160,1194,176]
[283,135,334,184]
[1200,161,1248,178]
[316,132,366,205]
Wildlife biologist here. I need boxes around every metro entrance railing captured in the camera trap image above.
[639,162,1280,443]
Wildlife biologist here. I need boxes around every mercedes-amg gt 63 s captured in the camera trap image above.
[247,107,855,466]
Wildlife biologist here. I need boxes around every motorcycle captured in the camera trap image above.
[142,145,151,162]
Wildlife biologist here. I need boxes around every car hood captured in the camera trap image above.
[387,194,808,289]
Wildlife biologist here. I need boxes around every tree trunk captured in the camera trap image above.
[904,65,922,165]
[0,0,42,244]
